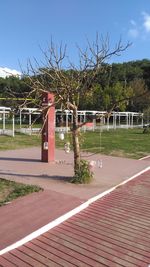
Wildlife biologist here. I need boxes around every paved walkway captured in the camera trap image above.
[0,168,150,266]
[0,147,149,199]
[0,148,149,265]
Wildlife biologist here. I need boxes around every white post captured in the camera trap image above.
[141,114,144,127]
[131,113,134,129]
[29,110,32,135]
[115,113,117,129]
[107,116,110,131]
[66,111,68,132]
[103,115,105,125]
[12,113,15,137]
[20,109,22,129]
[113,112,115,129]
[126,113,128,129]
[79,113,82,124]
[129,113,131,128]
[84,112,86,132]
[3,108,5,131]
[92,113,95,131]
[119,113,121,126]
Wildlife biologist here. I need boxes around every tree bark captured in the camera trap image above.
[72,106,80,175]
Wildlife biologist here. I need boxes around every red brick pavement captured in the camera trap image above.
[0,169,150,266]
[0,190,84,251]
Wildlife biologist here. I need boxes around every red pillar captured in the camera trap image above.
[41,92,55,162]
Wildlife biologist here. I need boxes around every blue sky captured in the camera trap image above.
[1,0,150,72]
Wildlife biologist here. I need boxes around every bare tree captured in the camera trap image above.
[24,35,131,183]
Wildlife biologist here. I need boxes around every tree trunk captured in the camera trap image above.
[72,107,80,176]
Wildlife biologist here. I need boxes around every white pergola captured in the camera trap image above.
[19,108,41,135]
[55,109,144,132]
[0,107,144,137]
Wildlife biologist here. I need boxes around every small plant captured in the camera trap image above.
[71,159,93,184]
[143,124,150,134]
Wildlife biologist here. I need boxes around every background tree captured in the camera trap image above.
[1,59,150,113]
[127,78,150,112]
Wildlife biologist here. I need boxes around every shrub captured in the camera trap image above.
[71,159,93,184]
[143,124,150,134]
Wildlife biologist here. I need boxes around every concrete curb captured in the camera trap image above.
[139,155,150,160]
[0,166,150,256]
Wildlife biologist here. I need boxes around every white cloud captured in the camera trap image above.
[142,12,150,32]
[130,20,136,26]
[0,67,21,78]
[128,12,150,40]
[128,28,139,38]
[128,19,139,39]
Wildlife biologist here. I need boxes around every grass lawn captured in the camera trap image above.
[0,132,41,150]
[0,178,42,206]
[81,128,150,159]
[0,128,149,158]
[56,128,150,159]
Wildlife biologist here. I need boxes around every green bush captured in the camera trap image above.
[71,159,93,184]
[143,125,150,134]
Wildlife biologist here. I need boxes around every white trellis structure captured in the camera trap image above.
[0,107,143,136]
[55,110,144,132]
[18,108,144,133]
[0,107,15,137]
[18,108,41,135]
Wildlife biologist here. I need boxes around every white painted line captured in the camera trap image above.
[139,155,150,161]
[0,201,89,255]
[87,166,150,205]
[0,166,150,255]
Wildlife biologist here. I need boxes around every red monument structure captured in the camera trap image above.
[41,92,55,162]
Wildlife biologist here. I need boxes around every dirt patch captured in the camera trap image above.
[109,150,126,158]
